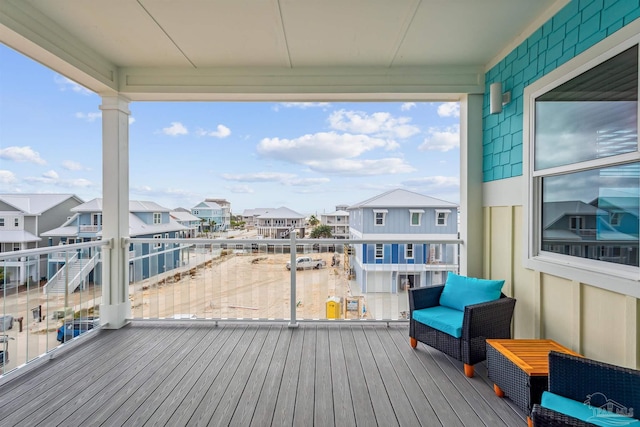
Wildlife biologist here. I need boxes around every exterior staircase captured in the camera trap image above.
[44,253,100,294]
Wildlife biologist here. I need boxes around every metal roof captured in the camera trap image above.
[0,229,40,243]
[348,188,458,209]
[257,207,305,219]
[72,198,170,213]
[0,194,81,215]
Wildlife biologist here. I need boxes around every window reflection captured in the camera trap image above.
[535,46,638,171]
[542,164,640,266]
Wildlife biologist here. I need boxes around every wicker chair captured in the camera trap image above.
[531,351,640,427]
[408,285,516,377]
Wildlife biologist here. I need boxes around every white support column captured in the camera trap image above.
[459,94,484,277]
[99,95,131,329]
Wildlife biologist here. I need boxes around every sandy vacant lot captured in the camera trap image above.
[130,251,360,320]
[1,250,363,373]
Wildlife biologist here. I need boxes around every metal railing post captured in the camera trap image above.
[289,230,298,328]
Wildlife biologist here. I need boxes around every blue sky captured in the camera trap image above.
[0,43,460,215]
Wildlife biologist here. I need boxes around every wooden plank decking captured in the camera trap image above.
[0,322,527,426]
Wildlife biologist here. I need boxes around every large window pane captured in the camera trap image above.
[541,163,640,266]
[535,46,638,170]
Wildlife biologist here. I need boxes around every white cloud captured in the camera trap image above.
[328,109,420,138]
[288,177,330,186]
[402,176,460,190]
[418,126,460,152]
[0,146,46,165]
[0,170,17,184]
[60,178,93,188]
[306,158,415,176]
[258,132,398,164]
[129,117,136,125]
[162,122,188,136]
[75,112,102,122]
[227,185,255,194]
[401,102,416,111]
[42,170,59,180]
[196,124,231,138]
[277,102,331,110]
[24,173,94,188]
[130,186,199,203]
[222,172,329,186]
[54,75,93,95]
[437,102,460,118]
[222,172,296,182]
[62,160,88,171]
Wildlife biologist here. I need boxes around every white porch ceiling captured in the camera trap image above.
[0,0,566,101]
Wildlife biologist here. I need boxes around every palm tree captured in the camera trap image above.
[308,215,320,227]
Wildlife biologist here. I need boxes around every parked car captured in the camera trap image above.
[56,318,99,343]
[286,256,327,270]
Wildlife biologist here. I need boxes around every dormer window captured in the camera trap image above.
[153,213,162,224]
[14,218,19,227]
[436,209,451,226]
[0,218,4,227]
[373,209,387,226]
[409,209,424,226]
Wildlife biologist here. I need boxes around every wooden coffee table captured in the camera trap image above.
[486,339,581,427]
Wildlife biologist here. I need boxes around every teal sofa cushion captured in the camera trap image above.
[412,306,464,338]
[439,273,504,312]
[541,391,639,427]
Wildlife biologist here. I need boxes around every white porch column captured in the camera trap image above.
[459,94,483,277]
[99,95,131,329]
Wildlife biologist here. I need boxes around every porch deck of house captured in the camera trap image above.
[0,322,526,426]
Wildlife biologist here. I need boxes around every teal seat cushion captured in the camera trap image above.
[541,392,639,427]
[439,273,505,312]
[412,306,464,338]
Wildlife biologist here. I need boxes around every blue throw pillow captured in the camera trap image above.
[439,273,504,311]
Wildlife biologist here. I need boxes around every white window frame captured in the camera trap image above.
[375,243,383,259]
[92,213,101,226]
[153,213,162,224]
[523,27,640,298]
[14,218,19,227]
[409,209,424,226]
[435,209,450,226]
[153,234,162,249]
[0,218,4,227]
[373,209,387,226]
[405,243,414,259]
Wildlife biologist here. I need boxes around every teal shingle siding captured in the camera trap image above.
[483,0,640,182]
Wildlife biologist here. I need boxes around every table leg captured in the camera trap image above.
[493,383,505,397]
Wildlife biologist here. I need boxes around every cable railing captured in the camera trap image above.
[0,241,107,375]
[0,234,461,376]
[127,233,461,325]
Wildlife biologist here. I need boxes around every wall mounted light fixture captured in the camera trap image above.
[490,82,511,114]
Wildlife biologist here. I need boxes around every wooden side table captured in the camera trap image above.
[486,339,581,427]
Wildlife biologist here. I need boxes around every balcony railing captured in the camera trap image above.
[0,235,460,376]
[0,240,107,375]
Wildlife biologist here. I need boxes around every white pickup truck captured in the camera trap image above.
[286,256,327,270]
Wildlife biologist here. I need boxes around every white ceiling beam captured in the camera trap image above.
[0,0,118,94]
[118,65,484,101]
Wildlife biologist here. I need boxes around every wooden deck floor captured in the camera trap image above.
[0,322,526,426]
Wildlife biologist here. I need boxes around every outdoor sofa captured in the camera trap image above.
[408,273,516,377]
[531,351,640,427]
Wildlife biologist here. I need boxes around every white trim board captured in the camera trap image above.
[483,176,523,207]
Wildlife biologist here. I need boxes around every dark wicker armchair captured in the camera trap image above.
[408,285,516,377]
[531,351,640,427]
